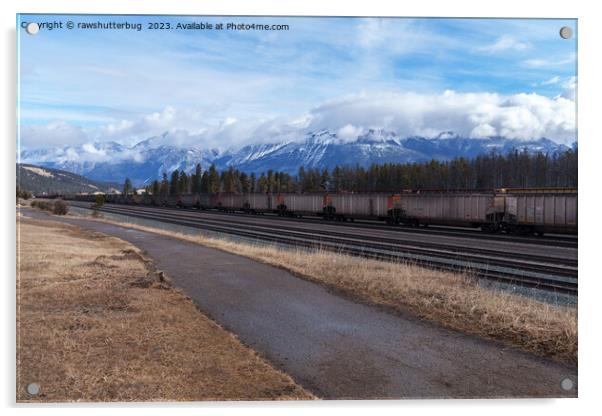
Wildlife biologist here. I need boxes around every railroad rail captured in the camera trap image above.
[69,201,578,294]
[170,204,579,249]
[68,200,578,248]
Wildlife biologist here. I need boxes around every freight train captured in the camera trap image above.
[71,188,578,235]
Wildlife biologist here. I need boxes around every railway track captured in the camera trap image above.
[75,202,577,267]
[192,207,579,248]
[68,200,577,248]
[69,201,578,294]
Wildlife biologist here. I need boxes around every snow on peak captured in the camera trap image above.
[19,130,572,184]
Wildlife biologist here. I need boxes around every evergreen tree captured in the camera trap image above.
[320,169,330,191]
[192,163,202,193]
[258,173,268,193]
[169,170,179,196]
[123,178,132,196]
[200,171,210,193]
[240,172,251,193]
[178,171,189,195]
[208,164,220,193]
[250,172,256,193]
[141,147,576,196]
[151,180,160,196]
[161,173,169,198]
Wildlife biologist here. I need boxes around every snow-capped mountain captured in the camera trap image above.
[19,129,574,186]
[20,133,220,186]
[212,130,426,174]
[215,129,572,175]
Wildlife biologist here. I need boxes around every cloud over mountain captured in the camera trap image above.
[20,130,574,186]
[301,90,575,144]
[20,89,576,152]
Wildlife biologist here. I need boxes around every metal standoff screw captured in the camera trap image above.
[25,22,39,35]
[560,377,574,391]
[559,26,573,39]
[26,382,40,395]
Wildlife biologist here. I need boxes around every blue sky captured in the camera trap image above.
[17,15,577,149]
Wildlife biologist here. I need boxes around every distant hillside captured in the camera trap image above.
[17,164,120,195]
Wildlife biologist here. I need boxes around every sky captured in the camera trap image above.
[17,15,577,150]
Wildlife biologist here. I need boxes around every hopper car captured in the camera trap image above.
[69,188,577,235]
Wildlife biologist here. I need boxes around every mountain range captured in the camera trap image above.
[19,130,575,186]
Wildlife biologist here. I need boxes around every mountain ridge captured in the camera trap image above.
[16,164,120,195]
[20,130,575,186]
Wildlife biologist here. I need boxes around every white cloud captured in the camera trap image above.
[532,76,576,100]
[523,53,576,68]
[93,106,208,146]
[81,143,106,155]
[470,123,497,138]
[19,121,87,149]
[19,90,576,152]
[355,18,428,52]
[558,76,576,100]
[356,18,420,51]
[541,76,561,85]
[301,90,575,143]
[337,124,364,140]
[480,35,531,53]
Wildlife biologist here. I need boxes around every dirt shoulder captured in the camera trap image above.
[16,216,314,402]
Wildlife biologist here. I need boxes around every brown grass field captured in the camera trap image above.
[16,216,314,402]
[81,215,577,366]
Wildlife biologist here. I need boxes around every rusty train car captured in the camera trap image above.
[495,188,577,235]
[383,189,577,235]
[71,188,577,235]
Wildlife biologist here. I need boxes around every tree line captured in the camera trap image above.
[16,186,32,200]
[122,148,577,196]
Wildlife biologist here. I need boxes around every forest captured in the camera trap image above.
[134,148,578,196]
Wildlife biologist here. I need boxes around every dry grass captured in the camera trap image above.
[83,216,577,366]
[16,217,314,402]
[17,198,31,208]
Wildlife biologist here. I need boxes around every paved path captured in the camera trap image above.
[21,209,577,399]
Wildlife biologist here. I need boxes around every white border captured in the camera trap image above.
[3,1,600,415]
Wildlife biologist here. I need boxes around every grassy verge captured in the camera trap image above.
[30,199,69,215]
[16,217,314,402]
[77,213,577,366]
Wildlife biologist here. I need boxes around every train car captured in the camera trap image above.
[244,193,270,213]
[104,194,117,204]
[139,193,152,206]
[269,193,324,217]
[162,195,178,208]
[323,193,390,221]
[72,194,95,203]
[176,194,201,209]
[131,194,144,205]
[148,193,163,206]
[499,188,577,235]
[213,192,243,212]
[197,193,213,209]
[317,191,503,226]
[212,192,272,214]
[389,191,502,228]
[77,187,576,235]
